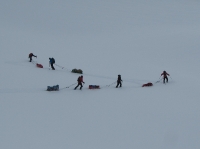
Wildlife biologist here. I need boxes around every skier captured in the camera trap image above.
[28,53,37,62]
[116,74,123,88]
[49,57,55,70]
[161,70,170,83]
[74,76,85,90]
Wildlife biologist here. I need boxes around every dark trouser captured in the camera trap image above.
[116,81,122,88]
[163,76,168,83]
[51,63,55,70]
[74,83,83,90]
[29,57,32,62]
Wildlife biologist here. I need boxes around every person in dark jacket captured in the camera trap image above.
[161,70,170,83]
[29,53,37,62]
[74,76,85,90]
[49,58,55,70]
[116,74,123,88]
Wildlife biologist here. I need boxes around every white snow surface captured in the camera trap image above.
[1,0,200,149]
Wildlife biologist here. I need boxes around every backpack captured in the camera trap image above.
[77,77,81,82]
[52,58,55,64]
[29,53,33,58]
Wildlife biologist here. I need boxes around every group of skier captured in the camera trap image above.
[72,71,169,90]
[29,53,55,70]
[73,74,122,90]
[29,53,170,90]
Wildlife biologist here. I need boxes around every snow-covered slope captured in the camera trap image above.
[1,0,200,149]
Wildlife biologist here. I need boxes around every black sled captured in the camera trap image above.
[47,85,59,91]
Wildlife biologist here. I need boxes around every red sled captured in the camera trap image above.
[36,63,43,68]
[89,85,100,89]
[142,82,153,87]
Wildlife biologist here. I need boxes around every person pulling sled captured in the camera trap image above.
[29,53,37,62]
[161,70,170,84]
[49,57,55,70]
[116,74,123,88]
[74,76,85,90]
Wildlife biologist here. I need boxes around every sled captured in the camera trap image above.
[89,85,100,89]
[142,82,153,87]
[47,85,59,91]
[36,63,43,68]
[71,68,83,74]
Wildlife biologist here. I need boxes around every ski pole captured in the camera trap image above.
[55,64,64,69]
[60,83,77,90]
[66,83,77,88]
[155,77,162,83]
[169,76,172,80]
[54,64,71,71]
[106,81,117,87]
[159,76,162,80]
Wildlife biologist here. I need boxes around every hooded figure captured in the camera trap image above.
[29,53,37,62]
[74,76,85,90]
[116,75,122,88]
[161,71,170,83]
[49,58,55,70]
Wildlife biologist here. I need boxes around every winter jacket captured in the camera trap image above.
[161,71,169,77]
[117,75,122,82]
[77,76,84,83]
[49,58,55,64]
[29,53,36,58]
